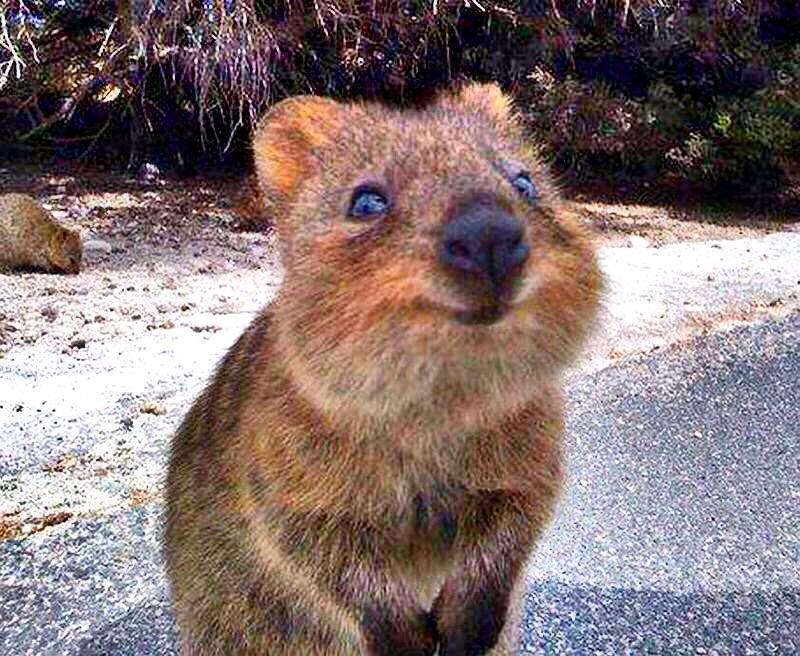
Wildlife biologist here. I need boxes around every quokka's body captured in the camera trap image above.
[0,193,82,274]
[164,83,602,655]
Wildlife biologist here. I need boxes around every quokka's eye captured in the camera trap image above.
[348,186,390,219]
[511,172,538,202]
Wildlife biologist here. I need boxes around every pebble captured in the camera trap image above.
[83,239,113,255]
[140,402,166,416]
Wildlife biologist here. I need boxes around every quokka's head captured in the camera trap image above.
[253,83,602,419]
[48,227,82,274]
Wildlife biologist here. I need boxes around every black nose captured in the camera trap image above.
[440,201,529,289]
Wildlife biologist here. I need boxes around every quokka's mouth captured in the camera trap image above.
[453,303,507,326]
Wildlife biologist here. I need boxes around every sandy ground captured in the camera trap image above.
[0,161,795,354]
[0,163,279,354]
[1,162,799,541]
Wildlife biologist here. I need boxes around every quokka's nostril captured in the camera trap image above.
[447,241,471,261]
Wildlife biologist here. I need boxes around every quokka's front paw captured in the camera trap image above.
[362,608,440,656]
[433,582,508,656]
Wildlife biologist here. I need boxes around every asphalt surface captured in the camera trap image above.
[2,312,798,655]
[525,310,800,655]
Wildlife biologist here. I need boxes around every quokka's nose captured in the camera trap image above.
[439,201,529,289]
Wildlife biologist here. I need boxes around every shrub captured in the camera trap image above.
[517,8,800,195]
[0,1,798,196]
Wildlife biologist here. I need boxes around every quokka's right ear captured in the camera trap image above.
[252,96,350,208]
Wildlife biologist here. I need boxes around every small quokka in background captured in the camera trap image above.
[164,83,602,655]
[0,193,82,274]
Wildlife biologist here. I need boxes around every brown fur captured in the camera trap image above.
[164,83,602,655]
[0,194,82,274]
[230,173,269,230]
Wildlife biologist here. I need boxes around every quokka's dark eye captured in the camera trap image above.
[348,186,390,219]
[511,172,538,202]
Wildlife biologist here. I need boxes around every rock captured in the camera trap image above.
[140,402,166,416]
[69,338,87,349]
[136,162,162,184]
[628,235,649,249]
[83,239,113,255]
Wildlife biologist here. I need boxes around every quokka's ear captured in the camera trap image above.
[443,81,514,126]
[252,96,349,208]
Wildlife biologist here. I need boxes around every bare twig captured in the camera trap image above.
[99,17,118,57]
[0,10,27,89]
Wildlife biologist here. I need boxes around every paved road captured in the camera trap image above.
[2,312,798,655]
[525,310,800,654]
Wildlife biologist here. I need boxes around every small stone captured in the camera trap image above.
[136,161,162,183]
[147,320,174,331]
[69,338,86,349]
[140,401,166,416]
[83,238,113,255]
[191,325,221,333]
[41,306,58,322]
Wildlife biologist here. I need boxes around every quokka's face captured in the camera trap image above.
[49,230,82,274]
[254,84,601,413]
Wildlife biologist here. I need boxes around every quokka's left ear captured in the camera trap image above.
[252,96,351,210]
